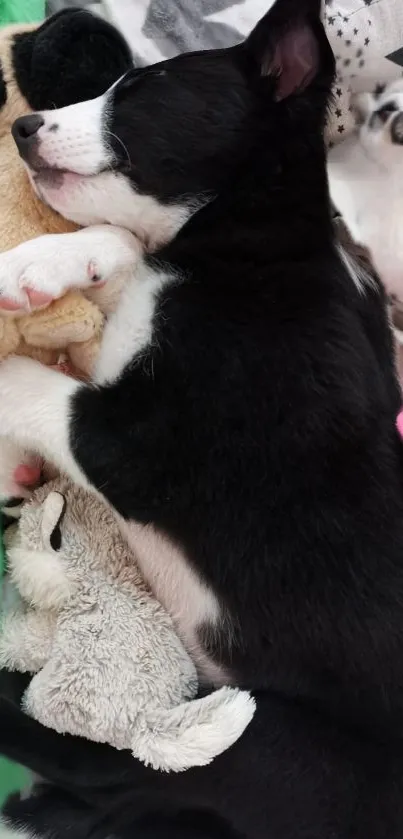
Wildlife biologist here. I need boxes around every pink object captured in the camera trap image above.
[50,361,75,377]
[24,287,54,308]
[397,411,403,439]
[0,296,23,311]
[14,463,41,487]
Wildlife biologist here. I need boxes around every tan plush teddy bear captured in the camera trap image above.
[0,12,132,376]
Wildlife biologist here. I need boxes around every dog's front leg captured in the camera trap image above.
[0,357,90,490]
[0,226,140,313]
[0,225,141,497]
[0,436,42,502]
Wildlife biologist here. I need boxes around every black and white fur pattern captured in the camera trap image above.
[328,79,403,304]
[0,7,133,503]
[1,1,403,837]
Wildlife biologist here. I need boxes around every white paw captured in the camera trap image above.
[0,436,41,503]
[0,227,139,314]
[0,356,52,456]
[0,235,104,314]
[0,356,39,421]
[0,356,84,488]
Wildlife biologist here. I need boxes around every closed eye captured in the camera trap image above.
[375,101,399,123]
[114,68,167,101]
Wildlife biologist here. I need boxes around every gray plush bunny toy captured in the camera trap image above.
[0,477,255,772]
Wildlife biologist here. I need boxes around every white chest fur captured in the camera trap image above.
[94,260,172,386]
[120,519,230,688]
[95,259,229,686]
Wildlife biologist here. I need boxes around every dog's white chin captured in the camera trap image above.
[33,169,114,227]
[31,168,196,251]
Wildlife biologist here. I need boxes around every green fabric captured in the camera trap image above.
[0,0,44,24]
[0,0,45,805]
[0,515,29,801]
[0,0,43,811]
[0,514,4,583]
[0,758,29,805]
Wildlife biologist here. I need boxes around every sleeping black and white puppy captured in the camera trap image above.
[2,0,403,838]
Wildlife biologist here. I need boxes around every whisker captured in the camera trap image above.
[106,130,132,167]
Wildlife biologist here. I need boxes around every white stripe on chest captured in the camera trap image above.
[95,261,229,686]
[94,260,172,386]
[120,519,230,688]
[0,821,36,839]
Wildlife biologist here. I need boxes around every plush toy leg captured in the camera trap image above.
[133,687,256,772]
[8,544,75,611]
[22,662,88,739]
[0,610,55,674]
[0,357,90,492]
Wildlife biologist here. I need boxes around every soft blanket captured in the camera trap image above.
[46,0,403,144]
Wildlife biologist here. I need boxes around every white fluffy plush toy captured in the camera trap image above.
[0,477,255,772]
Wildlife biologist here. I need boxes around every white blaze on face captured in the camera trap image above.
[32,91,113,175]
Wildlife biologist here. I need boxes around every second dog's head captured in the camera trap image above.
[352,79,403,161]
[11,0,334,251]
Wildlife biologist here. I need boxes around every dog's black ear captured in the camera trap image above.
[245,0,333,101]
[12,8,133,111]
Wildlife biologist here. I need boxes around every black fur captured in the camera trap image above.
[12,8,132,110]
[3,1,403,837]
[0,60,6,109]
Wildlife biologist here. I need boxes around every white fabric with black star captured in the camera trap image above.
[325,0,403,143]
[48,0,403,145]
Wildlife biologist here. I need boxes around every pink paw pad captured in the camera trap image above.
[0,296,24,311]
[87,261,105,287]
[397,410,403,439]
[13,464,42,487]
[87,260,99,281]
[24,287,55,309]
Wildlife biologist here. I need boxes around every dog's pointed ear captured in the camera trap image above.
[245,0,332,101]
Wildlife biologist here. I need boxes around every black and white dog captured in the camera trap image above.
[1,1,403,837]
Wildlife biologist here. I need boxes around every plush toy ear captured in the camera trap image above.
[245,0,333,101]
[41,491,66,552]
[12,9,133,111]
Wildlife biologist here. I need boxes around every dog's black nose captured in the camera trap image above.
[12,114,44,160]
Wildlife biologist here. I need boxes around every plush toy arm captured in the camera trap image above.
[23,661,83,739]
[19,292,104,350]
[68,337,102,378]
[0,317,20,362]
[0,609,56,674]
[19,291,104,377]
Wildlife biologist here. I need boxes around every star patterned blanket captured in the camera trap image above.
[46,0,403,144]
